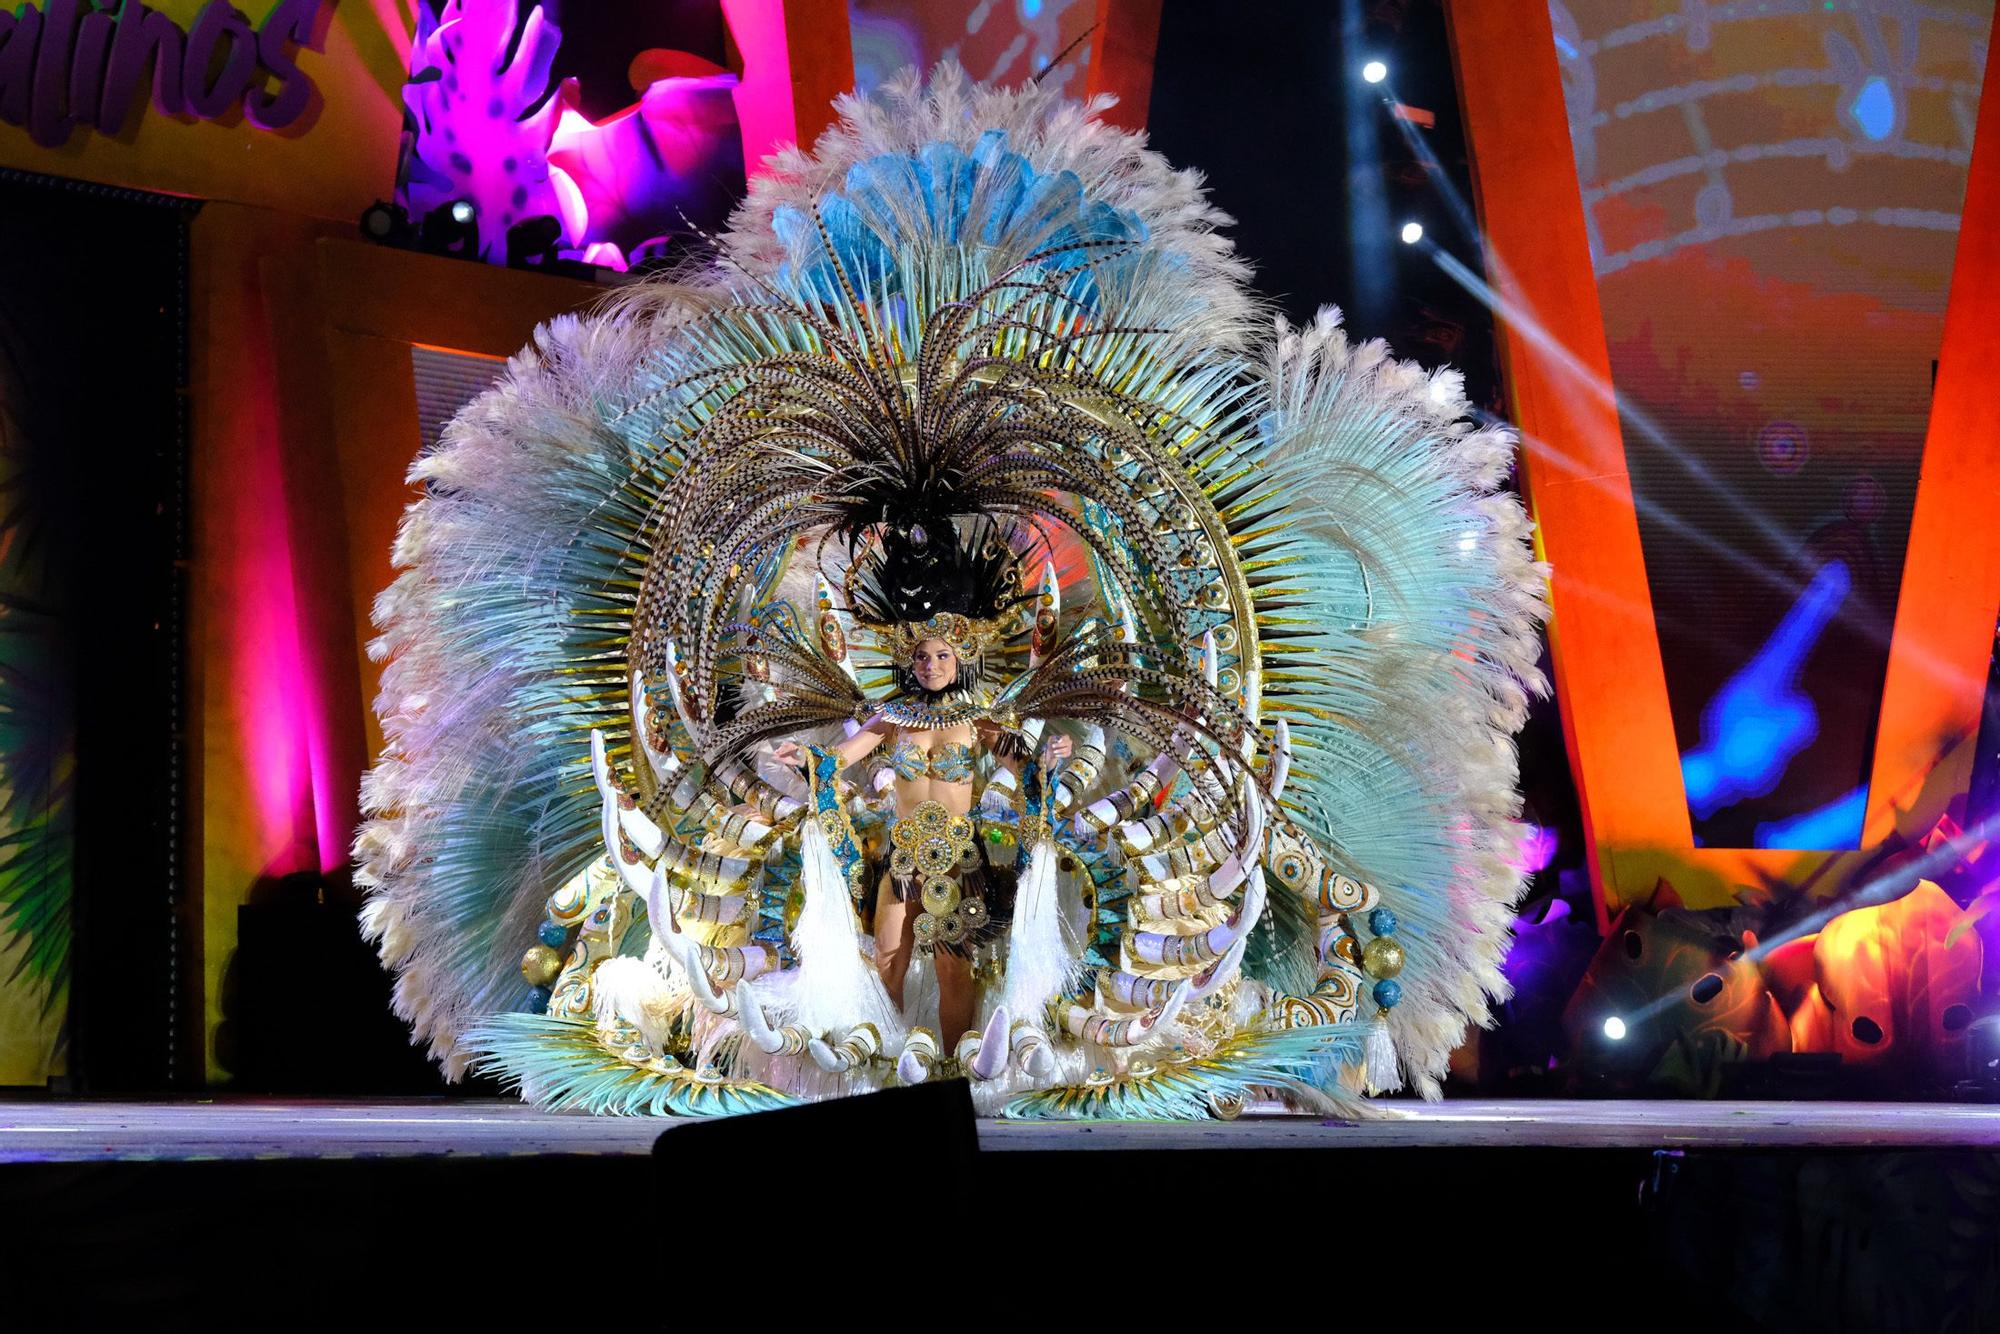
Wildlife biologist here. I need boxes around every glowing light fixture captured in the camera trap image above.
[1362,60,1388,84]
[1399,221,1424,244]
[1603,1016,1627,1041]
[450,200,476,225]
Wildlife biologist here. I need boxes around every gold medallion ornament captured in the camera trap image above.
[920,877,960,916]
[891,800,983,952]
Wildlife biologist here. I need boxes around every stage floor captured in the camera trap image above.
[3,1096,1997,1162]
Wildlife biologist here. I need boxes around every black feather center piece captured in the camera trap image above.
[849,516,1031,628]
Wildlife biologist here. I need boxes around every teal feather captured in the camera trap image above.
[464,1013,799,1118]
[1003,1024,1370,1121]
[1241,869,1320,999]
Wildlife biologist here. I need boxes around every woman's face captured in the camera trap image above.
[910,638,958,692]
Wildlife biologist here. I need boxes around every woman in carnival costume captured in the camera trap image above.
[355,64,1549,1118]
[771,518,1078,1078]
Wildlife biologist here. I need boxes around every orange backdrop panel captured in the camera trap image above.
[1083,0,1162,132]
[1863,43,2000,850]
[1446,0,1688,926]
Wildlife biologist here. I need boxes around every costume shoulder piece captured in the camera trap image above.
[355,63,1548,1117]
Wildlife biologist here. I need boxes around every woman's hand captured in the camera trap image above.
[1041,734,1074,768]
[771,740,806,770]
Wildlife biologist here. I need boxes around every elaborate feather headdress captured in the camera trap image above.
[355,63,1549,1114]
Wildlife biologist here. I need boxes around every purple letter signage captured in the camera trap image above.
[0,0,328,148]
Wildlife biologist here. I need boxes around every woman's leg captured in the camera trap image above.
[935,947,974,1046]
[874,876,913,1009]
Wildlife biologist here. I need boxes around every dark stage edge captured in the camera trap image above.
[7,1098,1999,1330]
[3,1096,1996,1161]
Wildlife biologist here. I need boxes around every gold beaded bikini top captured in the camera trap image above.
[885,739,976,783]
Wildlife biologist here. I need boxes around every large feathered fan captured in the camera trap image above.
[355,63,1547,1113]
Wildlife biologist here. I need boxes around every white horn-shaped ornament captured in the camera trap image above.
[1183,938,1248,1004]
[1012,1021,1056,1080]
[593,730,660,898]
[733,976,780,1050]
[1063,980,1191,1046]
[1090,751,1191,847]
[806,1023,882,1073]
[1201,776,1266,903]
[964,1008,1016,1080]
[629,671,684,789]
[732,977,809,1057]
[648,865,732,1016]
[1267,718,1291,799]
[1200,629,1218,688]
[591,724,667,861]
[897,1028,939,1084]
[662,639,698,733]
[1128,789,1267,967]
[1054,724,1106,813]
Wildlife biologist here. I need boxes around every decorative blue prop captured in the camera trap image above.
[1680,560,1849,821]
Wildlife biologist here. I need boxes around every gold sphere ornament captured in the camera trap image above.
[1362,935,1405,980]
[521,944,564,987]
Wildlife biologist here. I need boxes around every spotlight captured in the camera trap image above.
[358,199,413,246]
[1361,60,1388,84]
[1602,1016,1627,1041]
[419,199,482,258]
[1400,222,1425,245]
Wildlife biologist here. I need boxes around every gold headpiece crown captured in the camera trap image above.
[875,612,1008,667]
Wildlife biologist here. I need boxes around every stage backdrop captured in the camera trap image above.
[1552,0,1994,850]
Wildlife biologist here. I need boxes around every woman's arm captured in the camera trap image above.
[772,715,891,775]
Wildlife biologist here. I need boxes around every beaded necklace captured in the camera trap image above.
[875,688,987,731]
